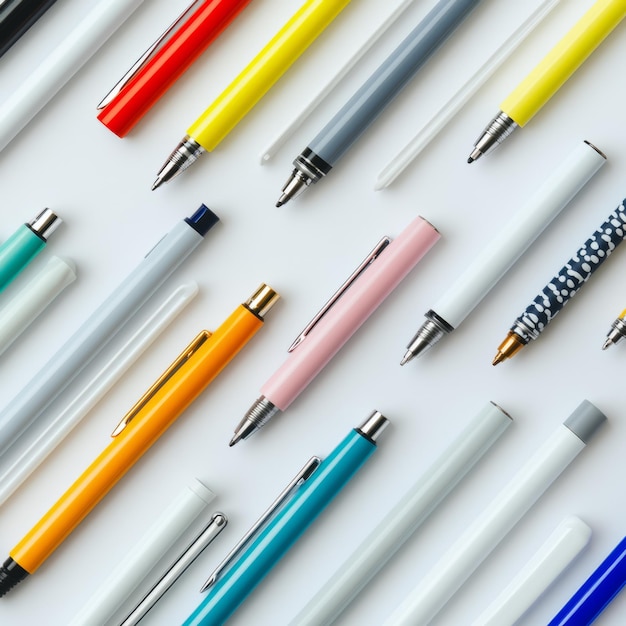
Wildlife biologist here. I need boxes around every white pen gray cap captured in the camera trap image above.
[564,400,607,444]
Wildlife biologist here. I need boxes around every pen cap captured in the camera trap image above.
[184,204,220,236]
[70,479,215,626]
[563,400,607,444]
[357,410,389,443]
[245,283,281,319]
[28,208,62,241]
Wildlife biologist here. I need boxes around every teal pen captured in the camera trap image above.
[182,411,390,625]
[0,209,61,293]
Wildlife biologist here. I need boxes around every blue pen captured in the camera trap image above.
[548,536,626,625]
[0,208,61,293]
[182,411,390,626]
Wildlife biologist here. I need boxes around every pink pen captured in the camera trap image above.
[230,215,440,445]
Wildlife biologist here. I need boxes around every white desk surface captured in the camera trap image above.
[0,0,625,624]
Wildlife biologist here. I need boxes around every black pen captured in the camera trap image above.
[0,0,58,58]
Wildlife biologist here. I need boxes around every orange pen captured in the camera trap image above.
[0,284,280,594]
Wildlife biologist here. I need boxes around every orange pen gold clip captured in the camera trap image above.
[0,284,280,593]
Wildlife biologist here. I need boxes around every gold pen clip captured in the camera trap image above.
[288,237,391,352]
[199,456,321,592]
[97,0,203,109]
[111,330,212,436]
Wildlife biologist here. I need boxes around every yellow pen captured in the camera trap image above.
[0,284,280,595]
[468,0,626,162]
[152,0,354,189]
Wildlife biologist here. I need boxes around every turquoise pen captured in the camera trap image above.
[0,209,61,293]
[183,411,390,625]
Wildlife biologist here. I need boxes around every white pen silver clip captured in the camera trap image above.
[97,0,203,109]
[199,456,321,592]
[288,237,391,352]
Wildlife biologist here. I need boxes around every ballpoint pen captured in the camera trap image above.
[152,0,354,189]
[230,215,439,445]
[70,480,218,626]
[97,0,254,138]
[493,198,626,365]
[0,282,198,507]
[384,400,607,626]
[0,256,75,358]
[0,0,147,153]
[0,0,58,58]
[548,534,626,625]
[400,140,606,364]
[0,284,279,595]
[0,208,61,294]
[0,205,218,460]
[276,0,485,207]
[472,516,592,626]
[183,411,390,626]
[120,512,227,626]
[291,401,512,626]
[601,307,626,349]
[374,0,561,189]
[259,0,419,163]
[467,0,626,163]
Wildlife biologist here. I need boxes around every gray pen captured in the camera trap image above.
[0,205,219,458]
[119,513,227,626]
[276,0,485,207]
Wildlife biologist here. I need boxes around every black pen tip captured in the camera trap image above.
[0,558,28,597]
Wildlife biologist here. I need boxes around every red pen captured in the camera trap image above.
[97,0,254,137]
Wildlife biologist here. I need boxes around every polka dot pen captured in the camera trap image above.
[493,198,626,364]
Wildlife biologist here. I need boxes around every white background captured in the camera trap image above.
[0,0,625,624]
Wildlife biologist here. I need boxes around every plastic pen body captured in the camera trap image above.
[0,208,61,294]
[277,0,483,205]
[98,0,254,137]
[0,0,58,58]
[0,0,147,153]
[0,286,277,593]
[384,401,607,626]
[291,402,512,626]
[183,416,388,626]
[402,140,606,362]
[0,206,218,463]
[548,535,626,625]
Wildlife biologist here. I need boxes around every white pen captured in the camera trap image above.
[120,512,227,626]
[291,401,512,626]
[259,0,419,163]
[0,206,218,458]
[0,282,198,507]
[384,400,607,626]
[70,479,216,626]
[401,139,606,364]
[0,0,147,153]
[472,516,591,626]
[0,256,76,358]
[374,0,561,189]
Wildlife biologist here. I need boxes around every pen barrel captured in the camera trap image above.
[188,0,352,151]
[0,216,208,458]
[8,304,259,575]
[308,0,483,166]
[183,430,377,626]
[0,224,46,293]
[98,0,254,137]
[547,536,626,626]
[513,200,626,341]
[501,0,626,126]
[262,216,439,411]
[0,0,58,58]
[433,140,606,328]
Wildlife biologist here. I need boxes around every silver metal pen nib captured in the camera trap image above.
[276,149,331,206]
[401,310,453,364]
[602,316,626,350]
[230,396,280,446]
[152,135,205,190]
[468,111,518,163]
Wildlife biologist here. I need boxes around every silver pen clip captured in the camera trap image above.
[111,330,212,436]
[288,237,391,352]
[97,0,204,109]
[199,456,322,592]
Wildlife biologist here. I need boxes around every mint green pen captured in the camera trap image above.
[0,209,62,293]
